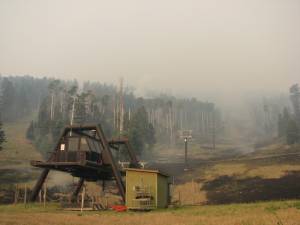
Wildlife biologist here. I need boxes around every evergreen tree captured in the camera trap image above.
[74,93,88,124]
[0,121,5,150]
[128,107,147,154]
[0,88,5,150]
[26,121,35,141]
[1,78,15,121]
[290,84,300,124]
[128,124,144,155]
[128,107,156,155]
[101,94,110,116]
[146,123,156,149]
[286,118,299,144]
[278,107,290,138]
[0,75,220,156]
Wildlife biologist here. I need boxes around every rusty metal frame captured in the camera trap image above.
[30,124,139,203]
[72,178,85,200]
[109,138,139,168]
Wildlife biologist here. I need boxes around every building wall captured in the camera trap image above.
[125,171,157,208]
[157,174,169,208]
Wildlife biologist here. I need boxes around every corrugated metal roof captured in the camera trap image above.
[126,168,169,177]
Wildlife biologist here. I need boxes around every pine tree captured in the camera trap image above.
[128,107,146,154]
[0,121,5,150]
[146,123,156,149]
[0,88,5,150]
[286,118,299,145]
[290,84,300,124]
[278,113,284,138]
[1,78,15,121]
[26,121,35,141]
[128,107,156,155]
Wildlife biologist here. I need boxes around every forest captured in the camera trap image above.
[1,76,300,158]
[0,75,223,157]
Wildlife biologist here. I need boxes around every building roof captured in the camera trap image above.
[126,168,169,177]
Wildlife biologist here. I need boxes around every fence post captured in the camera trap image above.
[81,186,86,213]
[192,179,195,205]
[14,184,19,205]
[24,184,27,207]
[43,181,47,208]
[105,196,108,209]
[39,190,42,203]
[91,196,94,210]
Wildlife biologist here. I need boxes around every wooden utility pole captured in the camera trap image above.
[211,112,216,150]
[169,108,174,146]
[39,190,42,203]
[184,138,188,170]
[113,95,117,130]
[192,179,195,205]
[50,93,54,120]
[14,184,19,204]
[128,107,131,121]
[43,181,47,208]
[81,187,86,213]
[119,77,124,135]
[180,130,192,171]
[24,184,27,206]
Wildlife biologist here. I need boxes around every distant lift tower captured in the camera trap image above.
[179,130,193,171]
[30,124,140,202]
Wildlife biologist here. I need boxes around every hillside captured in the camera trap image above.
[0,121,42,188]
[150,142,300,205]
[1,120,300,206]
[0,120,74,194]
[0,121,300,225]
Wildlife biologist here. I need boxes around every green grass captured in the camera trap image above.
[0,201,300,225]
[165,200,300,215]
[0,120,42,166]
[0,203,61,213]
[0,200,299,215]
[1,120,300,222]
[0,120,42,187]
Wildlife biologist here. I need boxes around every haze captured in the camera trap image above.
[0,0,299,100]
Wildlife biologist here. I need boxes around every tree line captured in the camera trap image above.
[0,75,221,155]
[277,84,300,144]
[0,75,55,121]
[0,75,58,150]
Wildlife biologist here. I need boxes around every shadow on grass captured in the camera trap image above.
[0,168,40,204]
[0,168,37,184]
[202,171,300,205]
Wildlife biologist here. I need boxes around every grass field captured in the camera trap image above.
[1,121,300,224]
[0,121,73,188]
[0,121,43,191]
[150,142,300,206]
[0,120,42,167]
[0,201,300,225]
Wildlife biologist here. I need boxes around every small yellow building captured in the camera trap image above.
[125,168,170,210]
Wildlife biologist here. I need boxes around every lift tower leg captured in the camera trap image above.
[30,169,50,202]
[72,178,85,201]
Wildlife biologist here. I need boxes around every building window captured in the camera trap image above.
[60,144,65,151]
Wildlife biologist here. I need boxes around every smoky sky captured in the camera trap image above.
[0,0,299,100]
